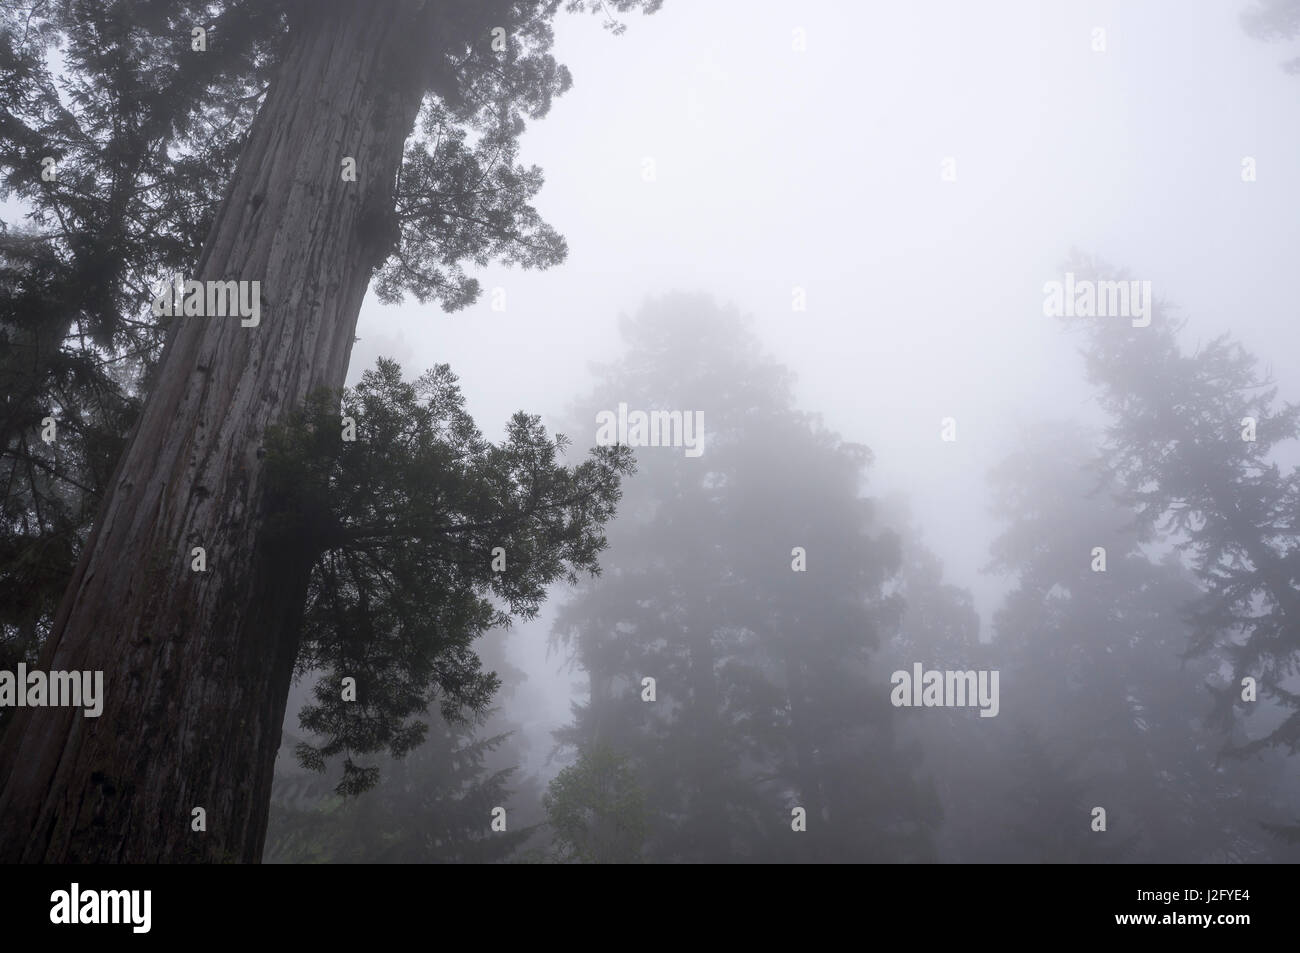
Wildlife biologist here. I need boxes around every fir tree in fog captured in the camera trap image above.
[982,421,1294,861]
[1,0,1297,870]
[550,295,939,862]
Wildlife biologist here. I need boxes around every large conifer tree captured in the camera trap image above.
[552,295,939,862]
[0,0,656,863]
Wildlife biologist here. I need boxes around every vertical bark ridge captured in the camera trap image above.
[0,0,431,863]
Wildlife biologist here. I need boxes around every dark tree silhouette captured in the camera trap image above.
[552,295,939,862]
[981,421,1294,861]
[1058,258,1300,845]
[0,0,657,863]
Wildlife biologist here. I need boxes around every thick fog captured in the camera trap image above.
[4,0,1299,867]
[300,0,1300,861]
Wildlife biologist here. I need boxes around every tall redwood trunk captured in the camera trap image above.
[0,0,430,863]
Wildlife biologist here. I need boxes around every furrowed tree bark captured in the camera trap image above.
[0,0,431,863]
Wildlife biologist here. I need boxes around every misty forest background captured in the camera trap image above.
[3,0,1300,863]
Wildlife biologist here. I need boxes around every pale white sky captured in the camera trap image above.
[5,0,1294,802]
[344,0,1300,766]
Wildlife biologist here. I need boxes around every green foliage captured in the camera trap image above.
[369,0,660,308]
[263,357,633,795]
[266,716,536,864]
[543,745,647,863]
[0,0,659,852]
[379,101,566,309]
[0,0,660,664]
[0,1,280,671]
